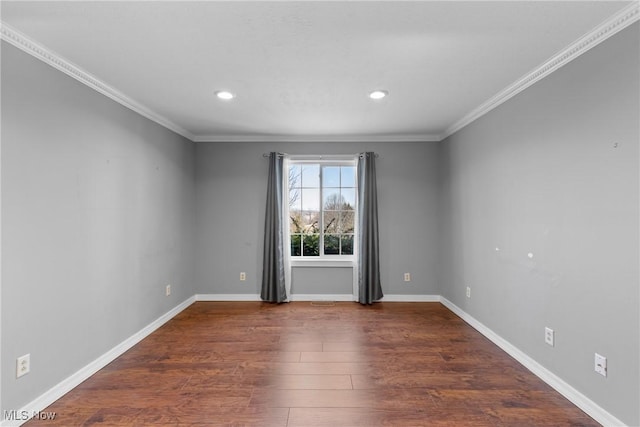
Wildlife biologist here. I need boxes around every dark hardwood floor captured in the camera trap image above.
[27,302,599,426]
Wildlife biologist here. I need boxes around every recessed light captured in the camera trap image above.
[369,90,388,100]
[215,90,235,100]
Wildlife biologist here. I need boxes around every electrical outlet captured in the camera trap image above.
[240,272,246,281]
[16,354,30,378]
[403,273,411,282]
[595,353,607,377]
[466,286,471,298]
[165,284,171,296]
[544,327,554,346]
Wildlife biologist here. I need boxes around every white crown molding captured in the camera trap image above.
[440,297,627,427]
[0,20,439,145]
[192,133,441,143]
[2,2,638,145]
[441,2,640,141]
[0,22,196,142]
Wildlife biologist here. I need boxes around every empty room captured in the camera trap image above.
[1,1,638,426]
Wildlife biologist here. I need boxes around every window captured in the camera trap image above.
[288,160,357,258]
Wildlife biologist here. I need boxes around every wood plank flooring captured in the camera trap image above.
[26,302,599,426]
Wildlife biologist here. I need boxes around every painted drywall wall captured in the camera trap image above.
[1,42,196,413]
[439,23,639,425]
[291,267,353,295]
[194,141,440,297]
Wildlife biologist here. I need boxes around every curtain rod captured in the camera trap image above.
[262,152,378,158]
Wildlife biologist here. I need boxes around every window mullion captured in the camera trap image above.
[319,165,324,257]
[338,166,342,256]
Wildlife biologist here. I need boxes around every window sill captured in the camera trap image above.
[291,259,354,268]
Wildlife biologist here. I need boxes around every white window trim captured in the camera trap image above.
[290,259,354,268]
[287,155,358,263]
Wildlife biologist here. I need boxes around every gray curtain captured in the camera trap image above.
[357,152,384,305]
[261,152,287,303]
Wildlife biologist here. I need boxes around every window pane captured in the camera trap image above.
[290,212,303,233]
[341,188,356,210]
[302,234,319,256]
[322,166,340,187]
[324,211,339,233]
[288,162,357,259]
[302,188,319,211]
[341,166,356,187]
[291,234,301,256]
[340,211,355,233]
[323,189,342,210]
[300,211,319,234]
[341,235,354,255]
[289,189,301,211]
[301,164,319,188]
[289,165,302,189]
[324,234,340,255]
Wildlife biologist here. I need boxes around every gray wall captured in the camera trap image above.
[1,42,196,413]
[194,141,441,297]
[2,18,637,427]
[291,267,353,295]
[439,23,639,425]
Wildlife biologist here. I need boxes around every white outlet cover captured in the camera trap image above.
[595,353,607,377]
[466,287,471,298]
[544,327,554,346]
[16,354,30,378]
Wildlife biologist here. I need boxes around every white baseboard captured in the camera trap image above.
[195,294,357,302]
[381,294,440,302]
[193,293,441,303]
[195,293,261,301]
[1,296,196,427]
[3,294,625,427]
[439,297,626,427]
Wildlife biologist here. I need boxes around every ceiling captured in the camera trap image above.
[1,1,636,142]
